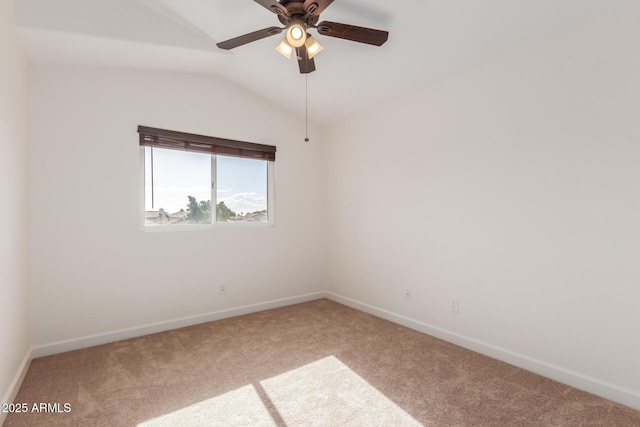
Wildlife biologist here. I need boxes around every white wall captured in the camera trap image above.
[326,3,640,405]
[0,0,31,415]
[28,65,326,347]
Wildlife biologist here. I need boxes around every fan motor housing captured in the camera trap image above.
[277,1,320,27]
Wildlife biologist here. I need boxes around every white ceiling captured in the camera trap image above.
[15,0,633,126]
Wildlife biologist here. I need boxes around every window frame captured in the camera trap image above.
[138,126,276,230]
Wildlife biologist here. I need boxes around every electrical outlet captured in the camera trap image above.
[219,284,226,295]
[404,289,412,300]
[449,298,459,313]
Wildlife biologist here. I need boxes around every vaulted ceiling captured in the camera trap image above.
[15,0,633,126]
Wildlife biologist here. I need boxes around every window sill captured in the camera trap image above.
[141,221,274,232]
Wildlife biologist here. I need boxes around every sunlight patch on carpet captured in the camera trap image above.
[260,356,422,426]
[138,356,421,426]
[137,384,277,427]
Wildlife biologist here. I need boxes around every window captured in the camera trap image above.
[138,126,275,227]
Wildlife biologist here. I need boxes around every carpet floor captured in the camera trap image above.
[4,299,640,426]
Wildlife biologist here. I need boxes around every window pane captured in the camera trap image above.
[216,156,268,223]
[145,147,211,225]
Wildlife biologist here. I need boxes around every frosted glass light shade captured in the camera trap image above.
[305,35,324,59]
[276,38,294,59]
[286,22,307,47]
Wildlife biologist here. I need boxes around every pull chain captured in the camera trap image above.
[304,74,310,142]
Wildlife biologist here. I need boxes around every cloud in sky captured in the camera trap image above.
[220,192,266,214]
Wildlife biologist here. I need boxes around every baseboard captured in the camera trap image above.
[325,291,640,412]
[32,292,326,359]
[1,348,32,426]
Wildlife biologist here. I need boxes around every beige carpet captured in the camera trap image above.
[5,299,640,426]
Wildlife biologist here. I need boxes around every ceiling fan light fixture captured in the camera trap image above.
[305,34,324,59]
[216,1,389,75]
[275,38,294,59]
[286,21,307,47]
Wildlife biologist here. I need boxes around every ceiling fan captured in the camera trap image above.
[216,0,389,74]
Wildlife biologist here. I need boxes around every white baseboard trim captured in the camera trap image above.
[325,291,640,412]
[1,348,32,426]
[32,292,326,359]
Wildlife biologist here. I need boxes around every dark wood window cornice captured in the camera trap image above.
[137,126,276,161]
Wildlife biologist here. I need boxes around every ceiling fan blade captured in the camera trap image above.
[253,0,289,16]
[316,21,389,46]
[303,0,334,16]
[216,27,283,50]
[296,45,316,74]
